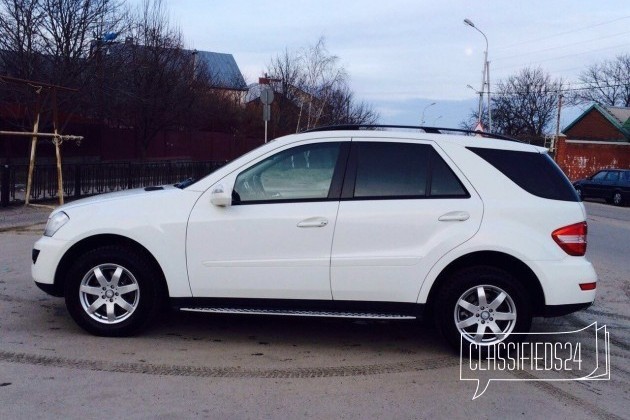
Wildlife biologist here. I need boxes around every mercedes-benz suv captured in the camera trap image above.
[32,126,597,349]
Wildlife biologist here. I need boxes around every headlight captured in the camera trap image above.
[44,211,69,237]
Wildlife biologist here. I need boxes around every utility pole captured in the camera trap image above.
[464,18,491,132]
[553,91,563,153]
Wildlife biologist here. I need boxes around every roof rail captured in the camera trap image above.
[302,124,521,142]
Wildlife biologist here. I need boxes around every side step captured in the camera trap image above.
[180,307,416,320]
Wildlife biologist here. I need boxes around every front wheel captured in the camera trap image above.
[64,245,162,336]
[613,191,623,206]
[434,266,532,351]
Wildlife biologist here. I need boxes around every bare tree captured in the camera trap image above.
[462,67,560,144]
[297,38,347,130]
[112,0,204,158]
[571,54,630,107]
[0,0,44,80]
[265,37,378,135]
[265,48,305,136]
[0,0,126,135]
[317,85,378,126]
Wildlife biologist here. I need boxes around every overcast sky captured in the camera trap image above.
[158,0,629,129]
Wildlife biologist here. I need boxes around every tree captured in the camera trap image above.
[0,0,44,81]
[462,67,560,144]
[110,0,207,158]
[265,37,378,136]
[571,54,630,107]
[0,0,125,133]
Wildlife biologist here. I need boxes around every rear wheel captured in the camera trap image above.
[64,245,162,336]
[613,191,623,206]
[435,266,532,351]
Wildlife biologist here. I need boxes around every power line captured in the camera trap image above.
[485,82,629,97]
[493,30,630,61]
[493,43,629,72]
[494,15,630,51]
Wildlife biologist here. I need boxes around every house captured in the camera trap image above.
[555,104,630,180]
[192,50,247,92]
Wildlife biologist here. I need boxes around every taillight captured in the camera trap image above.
[552,222,587,256]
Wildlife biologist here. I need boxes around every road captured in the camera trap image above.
[0,202,628,419]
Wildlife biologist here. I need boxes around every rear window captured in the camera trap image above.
[468,147,579,202]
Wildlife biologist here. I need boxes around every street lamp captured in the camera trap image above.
[421,102,436,125]
[464,18,492,131]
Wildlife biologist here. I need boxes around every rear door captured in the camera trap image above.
[330,139,483,303]
[602,170,620,200]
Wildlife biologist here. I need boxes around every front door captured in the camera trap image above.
[187,140,348,300]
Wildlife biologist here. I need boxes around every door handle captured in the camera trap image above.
[438,211,470,222]
[297,217,329,228]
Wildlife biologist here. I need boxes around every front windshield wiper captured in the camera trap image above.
[174,178,195,189]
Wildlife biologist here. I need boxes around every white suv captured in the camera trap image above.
[32,126,597,349]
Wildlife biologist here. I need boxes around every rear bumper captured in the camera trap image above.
[542,302,592,317]
[530,257,597,306]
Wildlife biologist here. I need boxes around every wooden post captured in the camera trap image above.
[52,88,64,205]
[25,88,42,205]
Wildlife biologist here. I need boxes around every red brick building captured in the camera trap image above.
[555,104,630,180]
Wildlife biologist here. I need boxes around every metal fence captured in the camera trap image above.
[0,160,225,207]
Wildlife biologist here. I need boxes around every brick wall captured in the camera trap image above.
[555,136,630,181]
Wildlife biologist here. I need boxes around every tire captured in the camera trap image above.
[612,191,623,206]
[434,266,532,352]
[64,245,162,336]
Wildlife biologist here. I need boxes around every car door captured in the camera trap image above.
[187,139,349,300]
[584,170,607,198]
[602,170,620,200]
[330,139,483,303]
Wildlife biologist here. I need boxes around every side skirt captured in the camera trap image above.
[170,298,424,320]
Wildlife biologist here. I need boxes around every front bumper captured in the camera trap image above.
[31,235,69,295]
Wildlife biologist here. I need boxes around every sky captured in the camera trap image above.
[149,0,629,130]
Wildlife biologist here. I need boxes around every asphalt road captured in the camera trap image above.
[0,201,628,419]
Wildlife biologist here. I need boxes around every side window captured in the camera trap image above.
[354,142,429,198]
[233,142,341,203]
[351,142,468,199]
[592,171,608,181]
[605,171,619,181]
[430,154,469,197]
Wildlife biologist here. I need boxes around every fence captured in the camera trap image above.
[0,160,226,207]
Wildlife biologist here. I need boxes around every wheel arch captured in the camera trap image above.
[52,234,169,299]
[424,251,545,318]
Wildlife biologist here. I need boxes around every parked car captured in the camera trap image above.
[32,126,597,350]
[573,169,630,206]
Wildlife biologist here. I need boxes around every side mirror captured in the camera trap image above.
[210,184,232,207]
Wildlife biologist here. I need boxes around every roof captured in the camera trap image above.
[606,106,630,129]
[193,50,247,91]
[563,103,630,140]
